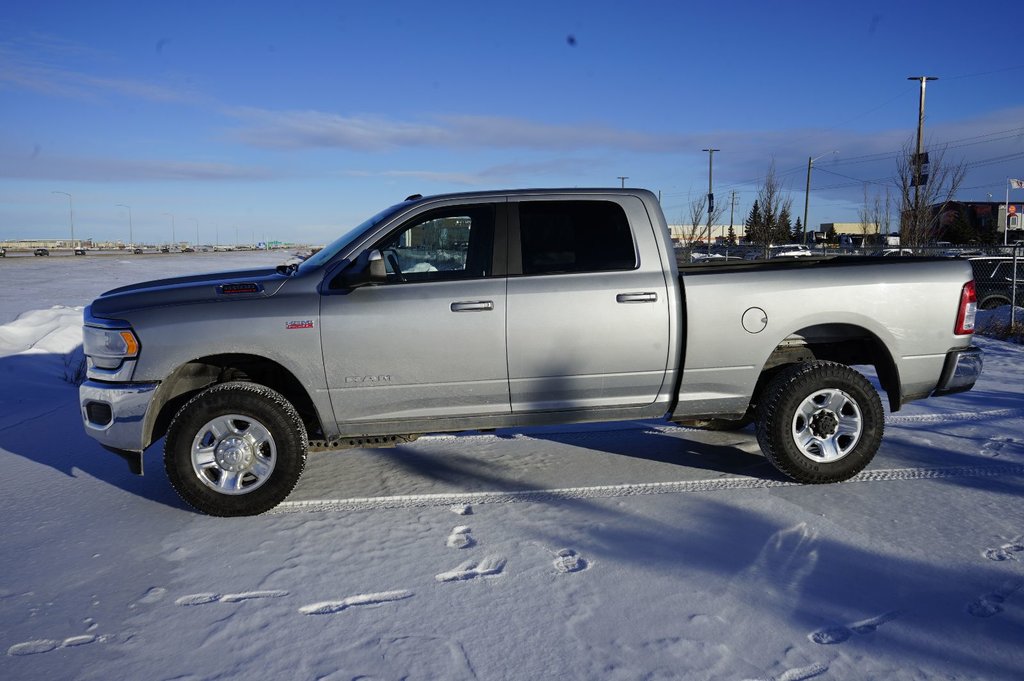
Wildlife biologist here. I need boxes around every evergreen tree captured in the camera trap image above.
[791,217,803,243]
[775,205,793,244]
[727,225,737,246]
[745,200,763,246]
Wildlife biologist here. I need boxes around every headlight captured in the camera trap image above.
[83,325,140,369]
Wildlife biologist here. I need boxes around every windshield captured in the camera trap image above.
[296,202,408,273]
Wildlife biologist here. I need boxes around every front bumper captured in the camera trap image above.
[932,346,983,397]
[80,380,160,473]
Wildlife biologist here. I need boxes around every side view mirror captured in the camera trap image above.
[367,250,387,282]
[331,249,388,291]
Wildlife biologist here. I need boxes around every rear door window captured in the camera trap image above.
[518,200,636,275]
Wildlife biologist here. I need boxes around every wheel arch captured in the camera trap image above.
[754,323,901,413]
[143,353,323,450]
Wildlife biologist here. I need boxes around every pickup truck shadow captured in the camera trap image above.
[296,426,788,505]
[0,352,183,509]
[525,424,786,480]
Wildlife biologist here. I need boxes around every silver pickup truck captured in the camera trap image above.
[79,189,982,516]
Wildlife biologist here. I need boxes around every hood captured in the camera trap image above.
[89,267,290,319]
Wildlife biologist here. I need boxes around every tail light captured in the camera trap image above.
[954,280,977,335]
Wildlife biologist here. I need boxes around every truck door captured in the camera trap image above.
[505,196,672,412]
[320,202,510,424]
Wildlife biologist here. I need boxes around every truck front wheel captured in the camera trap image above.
[756,361,883,483]
[164,381,307,516]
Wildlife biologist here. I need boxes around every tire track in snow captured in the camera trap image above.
[883,407,1024,425]
[273,463,1024,514]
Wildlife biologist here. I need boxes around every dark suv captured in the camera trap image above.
[969,257,1024,309]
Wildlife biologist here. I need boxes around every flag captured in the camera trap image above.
[1011,178,1024,190]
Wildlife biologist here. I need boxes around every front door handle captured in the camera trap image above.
[451,300,494,312]
[616,292,658,303]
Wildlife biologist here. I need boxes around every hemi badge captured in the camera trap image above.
[286,320,314,330]
[218,282,263,295]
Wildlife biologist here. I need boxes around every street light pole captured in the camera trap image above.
[617,176,629,188]
[702,148,719,254]
[908,76,938,237]
[116,204,133,247]
[802,151,837,245]
[52,191,74,249]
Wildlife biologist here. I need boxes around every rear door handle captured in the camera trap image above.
[616,292,658,303]
[451,300,494,312]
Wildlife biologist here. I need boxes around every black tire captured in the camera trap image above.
[755,361,883,483]
[164,381,307,516]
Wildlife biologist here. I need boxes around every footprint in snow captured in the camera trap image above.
[983,536,1024,562]
[553,548,589,574]
[777,663,829,681]
[436,556,506,582]
[446,526,475,549]
[175,590,288,606]
[809,610,901,645]
[981,436,1021,458]
[967,578,1023,618]
[300,590,413,615]
[7,635,102,656]
[744,662,829,681]
[133,586,167,606]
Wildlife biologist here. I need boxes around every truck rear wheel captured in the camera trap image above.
[756,361,883,483]
[164,381,307,516]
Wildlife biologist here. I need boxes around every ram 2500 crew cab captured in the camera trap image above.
[79,189,982,515]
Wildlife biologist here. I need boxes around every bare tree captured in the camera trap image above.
[896,141,967,247]
[860,185,893,247]
[750,162,794,257]
[685,194,707,246]
[706,197,726,250]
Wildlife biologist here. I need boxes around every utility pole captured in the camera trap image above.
[702,148,719,254]
[617,176,629,188]
[908,76,937,238]
[802,151,837,245]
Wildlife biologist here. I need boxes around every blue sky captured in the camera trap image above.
[2,1,1023,245]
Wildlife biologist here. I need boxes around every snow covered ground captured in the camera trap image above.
[1,254,1023,681]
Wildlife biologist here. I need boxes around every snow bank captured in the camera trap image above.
[0,306,83,357]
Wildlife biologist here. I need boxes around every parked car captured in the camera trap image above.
[768,244,814,258]
[74,247,87,255]
[79,188,981,516]
[880,248,914,257]
[133,248,144,254]
[34,248,49,256]
[0,246,6,257]
[968,256,1024,309]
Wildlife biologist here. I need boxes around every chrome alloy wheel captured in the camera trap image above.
[190,414,278,495]
[791,388,863,463]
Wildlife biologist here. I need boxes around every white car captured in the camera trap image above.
[768,244,813,258]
